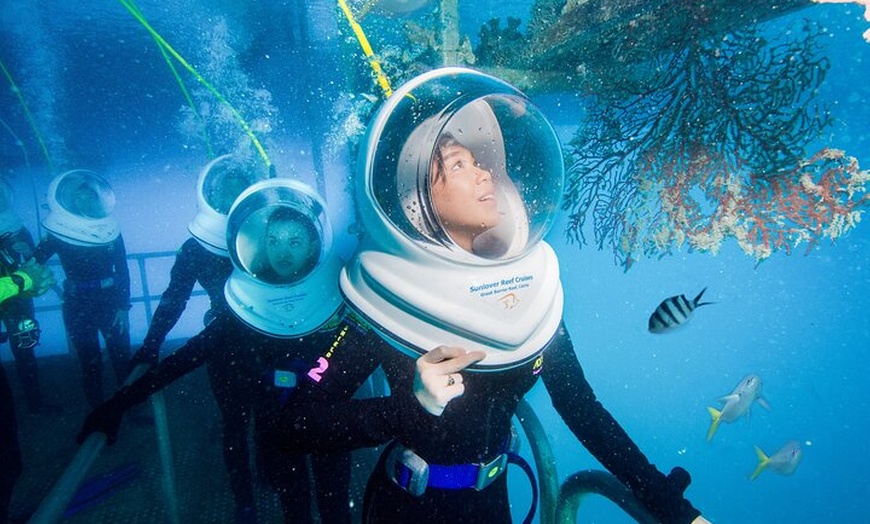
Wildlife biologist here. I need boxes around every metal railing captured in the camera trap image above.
[26,250,191,524]
[31,250,208,352]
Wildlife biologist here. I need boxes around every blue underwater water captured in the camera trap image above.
[1,1,869,523]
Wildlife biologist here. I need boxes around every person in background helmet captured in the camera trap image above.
[271,68,712,524]
[128,155,265,371]
[0,179,60,414]
[78,179,363,524]
[33,171,131,409]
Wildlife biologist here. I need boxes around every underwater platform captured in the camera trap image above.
[6,340,380,524]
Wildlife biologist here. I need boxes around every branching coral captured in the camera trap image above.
[561,20,859,269]
[654,148,870,264]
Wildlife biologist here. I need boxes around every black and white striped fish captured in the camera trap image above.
[648,288,713,334]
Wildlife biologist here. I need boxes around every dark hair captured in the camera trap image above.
[430,133,465,185]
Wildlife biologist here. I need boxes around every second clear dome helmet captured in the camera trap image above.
[42,170,119,245]
[223,179,343,337]
[188,154,269,256]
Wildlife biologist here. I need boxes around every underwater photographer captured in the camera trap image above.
[0,230,55,524]
[0,180,60,415]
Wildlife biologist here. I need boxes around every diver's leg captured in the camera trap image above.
[0,363,22,524]
[63,300,103,408]
[6,300,59,414]
[99,302,131,389]
[4,312,39,407]
[207,363,257,523]
[311,451,352,524]
[264,452,313,523]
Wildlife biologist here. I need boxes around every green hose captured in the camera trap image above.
[118,0,269,168]
[0,56,55,174]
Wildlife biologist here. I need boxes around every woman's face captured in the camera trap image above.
[430,142,500,251]
[265,218,317,280]
[73,186,106,218]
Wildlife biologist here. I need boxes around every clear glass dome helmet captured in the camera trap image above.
[223,178,343,337]
[343,67,566,370]
[42,170,120,245]
[359,67,564,266]
[188,154,270,256]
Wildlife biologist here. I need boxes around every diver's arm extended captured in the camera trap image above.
[134,239,201,365]
[78,322,217,444]
[542,323,702,524]
[32,235,59,265]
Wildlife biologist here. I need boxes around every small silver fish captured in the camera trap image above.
[750,440,802,480]
[648,287,713,333]
[706,374,771,441]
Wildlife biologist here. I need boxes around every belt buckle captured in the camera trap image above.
[474,453,507,491]
[387,446,429,497]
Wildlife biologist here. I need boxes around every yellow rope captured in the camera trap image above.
[337,0,394,99]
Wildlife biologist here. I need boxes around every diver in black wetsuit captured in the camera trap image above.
[131,236,232,367]
[0,256,55,524]
[129,155,261,369]
[124,155,263,519]
[79,179,357,524]
[0,180,60,414]
[271,69,712,524]
[33,171,132,409]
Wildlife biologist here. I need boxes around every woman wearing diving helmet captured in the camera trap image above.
[274,68,712,524]
[78,179,361,524]
[33,170,133,409]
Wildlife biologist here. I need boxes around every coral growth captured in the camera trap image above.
[475,17,528,67]
[560,21,863,268]
[653,148,870,264]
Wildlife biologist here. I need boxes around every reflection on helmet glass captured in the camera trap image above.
[204,166,259,215]
[236,206,322,285]
[384,92,561,261]
[56,172,115,219]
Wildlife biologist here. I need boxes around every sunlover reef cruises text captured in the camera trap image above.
[469,274,534,295]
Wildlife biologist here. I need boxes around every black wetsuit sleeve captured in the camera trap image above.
[32,236,58,265]
[541,324,701,524]
[278,394,425,454]
[113,236,131,311]
[140,241,199,350]
[113,323,215,409]
[273,324,432,454]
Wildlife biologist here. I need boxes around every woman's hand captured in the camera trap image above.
[413,346,485,416]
